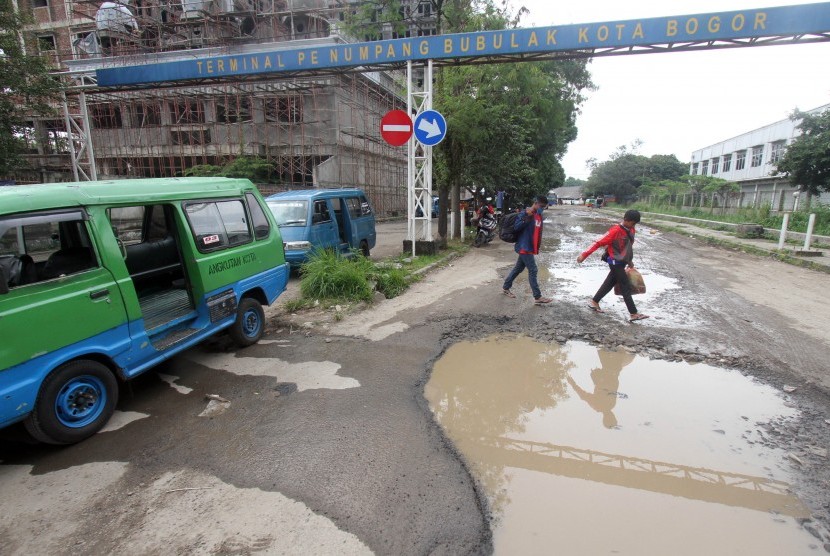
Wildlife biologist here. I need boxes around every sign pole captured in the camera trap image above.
[407,59,434,257]
[407,60,415,257]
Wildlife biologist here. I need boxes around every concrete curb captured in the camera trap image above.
[412,250,465,277]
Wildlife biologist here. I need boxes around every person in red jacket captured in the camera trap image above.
[576,209,649,322]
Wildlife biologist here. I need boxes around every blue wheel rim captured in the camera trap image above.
[55,375,107,428]
[242,308,262,338]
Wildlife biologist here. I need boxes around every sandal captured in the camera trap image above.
[502,289,516,298]
[588,300,604,313]
[534,297,553,305]
[629,314,650,322]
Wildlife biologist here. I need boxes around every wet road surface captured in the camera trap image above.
[2,208,829,554]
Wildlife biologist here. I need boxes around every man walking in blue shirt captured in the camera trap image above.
[502,195,553,305]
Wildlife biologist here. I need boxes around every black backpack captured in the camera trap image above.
[499,212,521,243]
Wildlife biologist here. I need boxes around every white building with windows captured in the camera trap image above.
[689,103,829,211]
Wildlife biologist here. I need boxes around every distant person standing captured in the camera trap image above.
[576,209,649,322]
[502,195,553,305]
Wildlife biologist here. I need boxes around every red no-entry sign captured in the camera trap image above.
[380,110,413,146]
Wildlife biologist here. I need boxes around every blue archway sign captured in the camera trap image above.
[414,110,447,147]
[95,3,830,87]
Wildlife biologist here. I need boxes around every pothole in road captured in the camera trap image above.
[425,335,820,555]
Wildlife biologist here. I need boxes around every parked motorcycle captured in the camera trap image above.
[473,213,498,247]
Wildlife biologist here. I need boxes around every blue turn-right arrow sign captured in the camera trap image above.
[414,110,447,146]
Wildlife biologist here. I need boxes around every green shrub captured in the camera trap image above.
[299,249,373,302]
[372,267,409,298]
[183,164,222,177]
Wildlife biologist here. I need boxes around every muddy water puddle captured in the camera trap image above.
[425,335,817,555]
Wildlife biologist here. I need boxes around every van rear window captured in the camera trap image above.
[267,200,308,227]
[185,199,252,252]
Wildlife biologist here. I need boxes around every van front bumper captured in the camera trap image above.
[284,251,308,268]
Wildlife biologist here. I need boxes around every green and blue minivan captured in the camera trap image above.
[0,178,289,444]
[265,188,376,268]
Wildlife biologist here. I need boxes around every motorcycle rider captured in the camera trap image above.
[471,202,494,226]
[473,202,497,246]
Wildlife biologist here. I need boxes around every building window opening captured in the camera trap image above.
[711,157,719,174]
[722,153,732,172]
[172,129,211,146]
[216,96,252,124]
[751,145,763,168]
[169,99,206,125]
[264,96,303,123]
[770,141,786,164]
[132,102,161,127]
[37,35,56,52]
[735,151,746,171]
[89,103,123,129]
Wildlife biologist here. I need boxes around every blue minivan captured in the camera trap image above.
[265,188,377,267]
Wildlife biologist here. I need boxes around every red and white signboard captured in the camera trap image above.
[380,110,413,146]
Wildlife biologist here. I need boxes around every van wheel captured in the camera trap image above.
[360,240,370,257]
[25,360,118,445]
[229,297,265,347]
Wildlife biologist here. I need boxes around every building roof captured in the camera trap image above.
[551,185,583,199]
[693,103,830,153]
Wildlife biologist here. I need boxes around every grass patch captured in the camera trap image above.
[373,267,409,298]
[391,240,468,272]
[300,249,374,302]
[282,298,313,313]
[290,241,467,310]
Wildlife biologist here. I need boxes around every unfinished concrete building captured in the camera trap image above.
[16,0,438,215]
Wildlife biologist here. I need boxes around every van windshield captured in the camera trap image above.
[267,200,308,227]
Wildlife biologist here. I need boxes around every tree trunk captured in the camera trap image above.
[437,184,449,240]
[451,179,461,239]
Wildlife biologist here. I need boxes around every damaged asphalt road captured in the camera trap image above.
[1,207,829,554]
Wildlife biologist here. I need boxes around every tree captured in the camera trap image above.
[0,0,62,176]
[774,108,830,195]
[646,154,688,182]
[585,153,649,199]
[702,176,738,213]
[182,157,277,183]
[585,148,687,200]
[340,0,592,239]
[433,3,592,236]
[435,58,590,210]
[341,0,410,41]
[563,177,587,188]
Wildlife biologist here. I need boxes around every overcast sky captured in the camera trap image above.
[513,0,830,179]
